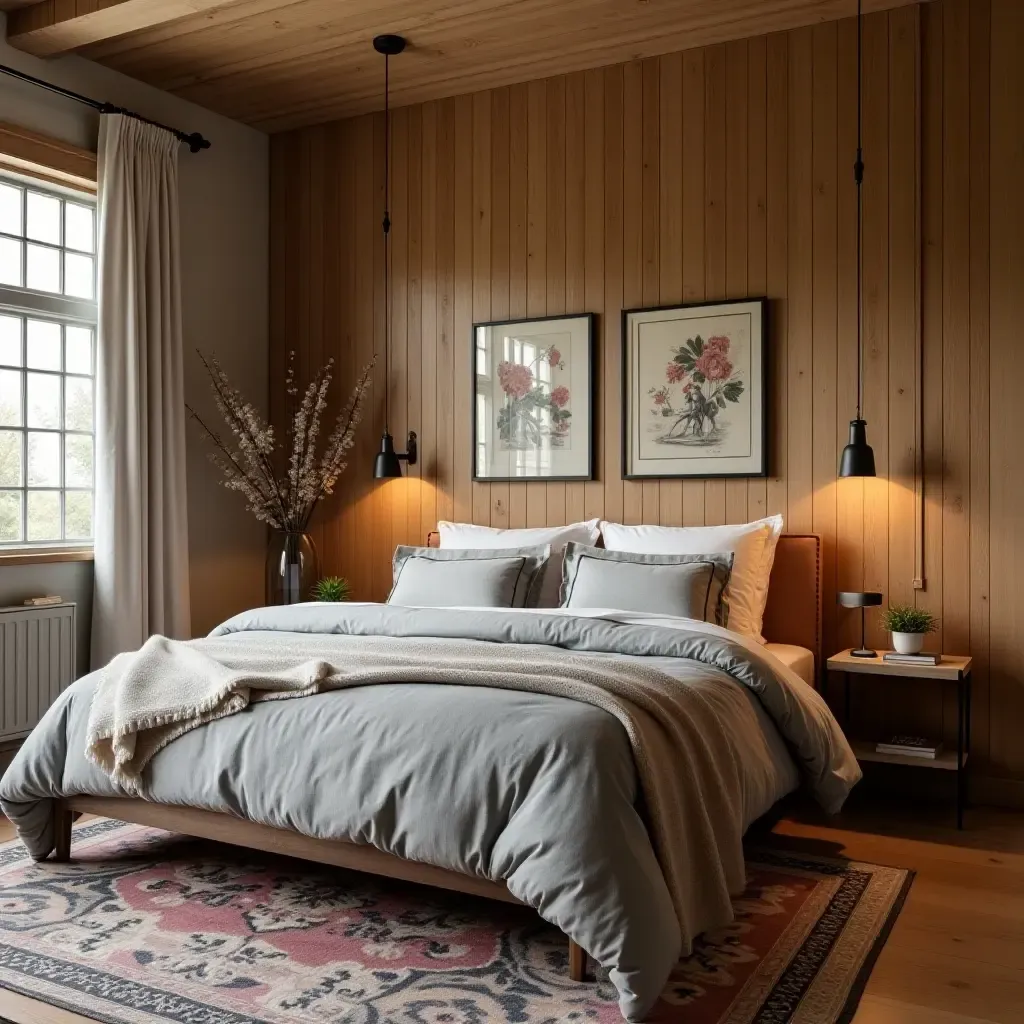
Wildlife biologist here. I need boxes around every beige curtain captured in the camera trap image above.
[91,114,190,669]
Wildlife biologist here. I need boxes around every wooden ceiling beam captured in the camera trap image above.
[6,0,244,57]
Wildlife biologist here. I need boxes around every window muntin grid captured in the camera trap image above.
[0,174,95,547]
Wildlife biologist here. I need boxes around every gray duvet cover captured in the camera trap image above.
[0,605,860,1021]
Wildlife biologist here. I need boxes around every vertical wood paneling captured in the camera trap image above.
[765,34,789,527]
[419,103,438,542]
[583,68,606,524]
[659,53,684,529]
[405,109,424,541]
[453,95,474,528]
[545,76,567,527]
[811,23,839,663]
[565,72,587,525]
[725,40,749,526]
[787,28,814,536]
[641,58,661,527]
[489,88,511,528]
[526,80,547,527]
[390,107,410,551]
[703,44,727,527]
[746,36,768,524]
[862,14,891,650]
[681,49,706,527]
[603,65,625,527]
[989,0,1024,780]
[967,0,991,766]
[508,85,529,528]
[622,61,644,526]
[471,92,492,528]
[835,20,863,654]
[270,2,1024,794]
[435,100,456,530]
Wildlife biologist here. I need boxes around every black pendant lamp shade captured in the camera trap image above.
[840,419,876,479]
[839,0,876,479]
[372,33,417,479]
[374,430,418,479]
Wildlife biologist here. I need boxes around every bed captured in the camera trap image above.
[0,532,853,1022]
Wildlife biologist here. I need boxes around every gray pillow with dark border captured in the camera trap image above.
[560,543,734,623]
[389,545,550,608]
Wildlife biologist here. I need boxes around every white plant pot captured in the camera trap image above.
[891,631,925,655]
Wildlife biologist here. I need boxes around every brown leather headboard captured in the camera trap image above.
[426,530,822,677]
[761,534,822,673]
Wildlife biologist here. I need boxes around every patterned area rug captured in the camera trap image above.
[0,818,912,1024]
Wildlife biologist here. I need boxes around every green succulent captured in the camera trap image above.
[311,576,351,602]
[880,604,937,634]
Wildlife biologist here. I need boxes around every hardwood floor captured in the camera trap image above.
[0,803,1021,1024]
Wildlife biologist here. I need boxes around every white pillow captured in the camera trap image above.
[438,519,601,608]
[599,515,784,642]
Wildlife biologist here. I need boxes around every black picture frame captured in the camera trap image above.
[472,312,597,483]
[621,298,769,480]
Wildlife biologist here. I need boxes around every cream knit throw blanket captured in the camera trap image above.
[86,631,750,945]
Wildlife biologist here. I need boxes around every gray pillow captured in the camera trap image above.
[560,543,734,622]
[389,545,550,608]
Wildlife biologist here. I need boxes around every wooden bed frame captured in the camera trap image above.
[52,532,821,986]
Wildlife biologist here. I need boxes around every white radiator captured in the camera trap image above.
[0,602,76,742]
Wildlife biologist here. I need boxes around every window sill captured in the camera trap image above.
[0,547,94,566]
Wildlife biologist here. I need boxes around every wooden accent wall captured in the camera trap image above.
[270,0,1024,794]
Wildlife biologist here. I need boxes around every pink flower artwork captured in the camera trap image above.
[548,347,562,367]
[649,331,745,448]
[695,348,734,382]
[497,360,534,399]
[550,385,571,408]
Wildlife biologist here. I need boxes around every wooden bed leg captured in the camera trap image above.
[568,938,588,982]
[52,801,72,862]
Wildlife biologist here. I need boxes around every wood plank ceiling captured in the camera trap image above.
[1,0,921,131]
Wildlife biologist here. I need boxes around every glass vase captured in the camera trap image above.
[266,530,319,605]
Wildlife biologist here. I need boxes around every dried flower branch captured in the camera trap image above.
[187,351,375,531]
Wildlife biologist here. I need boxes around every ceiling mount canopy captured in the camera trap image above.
[372,34,407,57]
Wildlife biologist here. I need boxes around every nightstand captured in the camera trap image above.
[826,649,973,829]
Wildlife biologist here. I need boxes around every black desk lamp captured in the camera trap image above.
[837,591,882,658]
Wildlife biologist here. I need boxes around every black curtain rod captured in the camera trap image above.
[0,62,211,153]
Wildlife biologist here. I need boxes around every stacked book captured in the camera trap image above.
[882,651,940,666]
[875,735,943,759]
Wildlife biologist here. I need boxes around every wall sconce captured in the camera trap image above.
[374,430,417,479]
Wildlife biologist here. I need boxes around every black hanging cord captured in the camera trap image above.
[854,0,864,421]
[0,63,211,153]
[374,34,406,434]
[383,49,391,434]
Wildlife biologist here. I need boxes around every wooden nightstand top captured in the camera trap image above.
[827,649,972,681]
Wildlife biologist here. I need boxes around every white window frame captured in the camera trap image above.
[0,169,96,559]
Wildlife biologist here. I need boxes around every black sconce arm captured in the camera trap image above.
[400,431,417,465]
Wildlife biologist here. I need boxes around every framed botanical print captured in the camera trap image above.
[473,313,595,481]
[623,299,767,479]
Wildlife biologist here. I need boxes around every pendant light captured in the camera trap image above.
[373,33,418,480]
[839,0,876,479]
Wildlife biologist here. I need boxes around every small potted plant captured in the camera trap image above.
[880,604,937,655]
[312,576,351,602]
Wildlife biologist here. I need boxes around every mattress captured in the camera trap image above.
[765,642,816,687]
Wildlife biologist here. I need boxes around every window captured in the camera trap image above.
[0,172,95,548]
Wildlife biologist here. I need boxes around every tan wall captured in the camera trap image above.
[0,16,269,641]
[270,0,1024,795]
